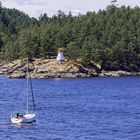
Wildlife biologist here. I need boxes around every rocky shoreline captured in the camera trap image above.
[0,59,140,78]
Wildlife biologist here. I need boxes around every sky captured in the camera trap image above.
[1,0,140,18]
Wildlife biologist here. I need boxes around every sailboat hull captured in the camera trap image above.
[22,113,36,123]
[11,113,36,124]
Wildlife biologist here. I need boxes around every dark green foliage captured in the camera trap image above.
[1,1,140,71]
[65,42,80,60]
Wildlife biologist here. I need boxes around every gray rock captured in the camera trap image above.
[2,59,140,79]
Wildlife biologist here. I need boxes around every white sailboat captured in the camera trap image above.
[11,58,36,124]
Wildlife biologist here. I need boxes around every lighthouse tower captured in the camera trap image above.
[56,48,64,63]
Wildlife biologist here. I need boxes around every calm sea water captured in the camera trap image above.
[0,76,140,140]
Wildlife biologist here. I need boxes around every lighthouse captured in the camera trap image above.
[56,48,64,63]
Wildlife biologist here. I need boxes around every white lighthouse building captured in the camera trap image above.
[56,48,64,63]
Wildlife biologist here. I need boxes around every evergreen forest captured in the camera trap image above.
[0,1,140,71]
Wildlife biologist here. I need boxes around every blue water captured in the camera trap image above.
[0,76,140,140]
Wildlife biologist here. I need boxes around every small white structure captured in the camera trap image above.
[57,52,64,61]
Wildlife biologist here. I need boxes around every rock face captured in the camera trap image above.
[0,59,100,78]
[99,70,140,77]
[0,59,140,78]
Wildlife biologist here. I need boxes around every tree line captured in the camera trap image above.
[0,1,140,71]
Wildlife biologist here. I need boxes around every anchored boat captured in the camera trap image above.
[11,58,36,124]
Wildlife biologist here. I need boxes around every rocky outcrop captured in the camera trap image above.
[99,70,140,77]
[0,59,100,78]
[0,59,140,78]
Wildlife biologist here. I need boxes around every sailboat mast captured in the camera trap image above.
[29,77,36,111]
[26,58,29,114]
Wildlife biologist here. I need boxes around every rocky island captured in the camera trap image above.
[0,59,140,78]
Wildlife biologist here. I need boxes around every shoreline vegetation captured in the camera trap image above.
[1,1,140,75]
[0,58,140,78]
